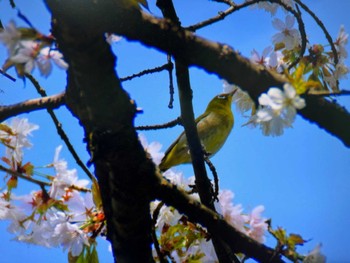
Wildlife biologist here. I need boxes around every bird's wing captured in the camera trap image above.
[163,112,210,157]
[163,130,187,157]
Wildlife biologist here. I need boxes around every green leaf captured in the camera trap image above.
[288,233,306,250]
[90,245,99,263]
[68,244,99,263]
[92,177,102,209]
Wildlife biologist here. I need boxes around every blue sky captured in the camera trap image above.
[0,0,349,262]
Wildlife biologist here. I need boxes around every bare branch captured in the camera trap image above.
[136,117,182,131]
[0,69,16,82]
[0,164,51,187]
[0,92,65,122]
[25,74,95,181]
[155,176,284,263]
[120,62,173,82]
[204,155,219,202]
[294,0,338,64]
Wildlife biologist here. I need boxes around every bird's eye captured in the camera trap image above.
[217,95,226,99]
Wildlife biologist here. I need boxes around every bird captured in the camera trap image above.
[159,90,236,172]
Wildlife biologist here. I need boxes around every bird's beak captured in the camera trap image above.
[227,89,238,97]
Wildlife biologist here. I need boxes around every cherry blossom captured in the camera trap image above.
[216,190,246,233]
[0,194,28,235]
[272,15,300,50]
[49,145,89,199]
[247,0,295,15]
[255,108,288,136]
[303,244,326,263]
[245,205,268,243]
[182,239,217,263]
[0,20,21,55]
[105,33,122,45]
[9,40,40,74]
[223,81,254,114]
[324,62,349,89]
[251,46,278,68]
[150,200,182,231]
[0,21,68,76]
[334,25,348,59]
[252,84,306,136]
[247,1,279,16]
[139,133,164,165]
[52,221,90,256]
[37,47,69,77]
[0,118,39,168]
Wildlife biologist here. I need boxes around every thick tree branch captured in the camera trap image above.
[39,1,350,147]
[24,74,95,181]
[157,1,238,261]
[45,2,156,262]
[299,96,350,146]
[42,1,350,262]
[0,92,65,122]
[154,176,284,263]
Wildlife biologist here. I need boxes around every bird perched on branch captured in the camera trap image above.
[159,90,236,172]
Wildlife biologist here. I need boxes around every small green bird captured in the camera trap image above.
[159,90,236,172]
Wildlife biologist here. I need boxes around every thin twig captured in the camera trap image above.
[187,0,308,70]
[120,62,173,82]
[186,4,236,31]
[151,201,167,263]
[25,74,94,181]
[17,9,35,29]
[294,0,338,64]
[306,89,350,97]
[9,0,16,8]
[0,69,16,82]
[204,155,219,202]
[136,117,182,131]
[0,164,51,187]
[287,2,307,69]
[167,54,175,109]
[0,163,92,193]
[70,184,91,193]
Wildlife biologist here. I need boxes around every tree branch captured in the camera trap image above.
[45,1,156,262]
[156,1,238,261]
[25,74,95,181]
[154,176,284,263]
[0,92,65,122]
[0,164,51,187]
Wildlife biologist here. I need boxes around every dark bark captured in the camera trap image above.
[41,1,348,262]
[45,2,157,261]
[44,0,350,147]
[155,176,284,263]
[156,1,239,261]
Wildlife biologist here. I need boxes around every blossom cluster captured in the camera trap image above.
[247,0,296,16]
[225,3,349,137]
[247,0,349,93]
[0,118,39,170]
[149,176,268,262]
[0,118,103,257]
[141,135,325,262]
[0,20,68,77]
[224,82,305,136]
[142,135,268,262]
[0,118,326,261]
[253,83,306,136]
[0,141,100,257]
